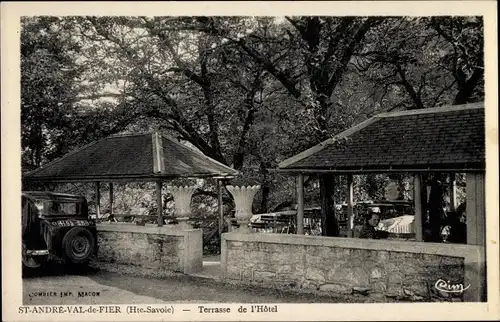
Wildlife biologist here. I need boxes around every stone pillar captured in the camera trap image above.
[413,174,423,241]
[167,185,197,230]
[466,173,486,246]
[296,174,305,235]
[226,185,260,233]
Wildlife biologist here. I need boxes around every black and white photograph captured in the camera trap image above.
[2,1,499,321]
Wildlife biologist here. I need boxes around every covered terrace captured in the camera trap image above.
[23,132,240,274]
[273,102,486,246]
[22,132,239,229]
[219,102,486,302]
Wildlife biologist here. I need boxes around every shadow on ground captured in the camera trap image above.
[89,268,382,303]
[22,261,100,278]
[23,260,391,303]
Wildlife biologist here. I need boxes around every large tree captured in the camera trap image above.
[353,16,484,111]
[21,17,139,171]
[21,17,83,169]
[22,16,483,238]
[191,16,384,235]
[67,17,284,212]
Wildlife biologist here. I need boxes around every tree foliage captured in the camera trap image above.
[354,17,484,111]
[21,16,483,236]
[21,17,83,169]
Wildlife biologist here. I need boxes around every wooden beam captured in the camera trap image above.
[450,173,457,211]
[152,132,165,174]
[95,181,101,219]
[413,174,423,241]
[156,181,163,227]
[296,174,305,235]
[109,182,114,216]
[466,173,485,245]
[347,174,354,237]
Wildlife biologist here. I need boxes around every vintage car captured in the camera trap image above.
[22,191,97,270]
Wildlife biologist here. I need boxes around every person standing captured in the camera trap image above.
[359,208,381,239]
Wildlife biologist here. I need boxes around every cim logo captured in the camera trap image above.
[434,279,470,294]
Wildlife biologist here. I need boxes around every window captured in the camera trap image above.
[40,200,79,216]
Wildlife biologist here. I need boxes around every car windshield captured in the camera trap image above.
[35,200,79,216]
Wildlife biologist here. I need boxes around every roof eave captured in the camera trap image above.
[270,165,486,174]
[23,140,101,177]
[22,172,239,183]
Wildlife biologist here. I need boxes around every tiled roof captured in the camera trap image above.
[24,133,238,182]
[279,103,485,172]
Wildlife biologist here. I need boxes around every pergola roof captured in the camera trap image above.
[276,102,485,173]
[23,132,239,182]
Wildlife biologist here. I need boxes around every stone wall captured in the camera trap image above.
[97,223,203,274]
[221,232,485,302]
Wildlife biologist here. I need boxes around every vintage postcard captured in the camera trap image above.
[2,1,499,321]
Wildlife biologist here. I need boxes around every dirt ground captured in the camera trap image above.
[22,262,380,304]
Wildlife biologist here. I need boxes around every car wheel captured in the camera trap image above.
[62,227,95,265]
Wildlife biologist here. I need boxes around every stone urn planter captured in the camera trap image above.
[226,185,260,233]
[167,185,197,230]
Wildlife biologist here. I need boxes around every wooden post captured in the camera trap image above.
[450,173,457,212]
[339,176,344,204]
[109,182,114,216]
[218,179,224,242]
[156,181,163,227]
[297,174,305,235]
[466,173,485,245]
[95,181,101,219]
[347,174,354,237]
[413,174,423,241]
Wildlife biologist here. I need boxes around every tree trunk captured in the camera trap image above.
[32,117,44,168]
[202,85,225,164]
[426,173,445,242]
[397,175,405,200]
[393,173,411,200]
[319,174,340,236]
[233,97,257,170]
[258,161,271,213]
[259,183,270,214]
[453,67,483,105]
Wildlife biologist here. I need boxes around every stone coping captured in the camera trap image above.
[222,232,484,259]
[97,223,200,236]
